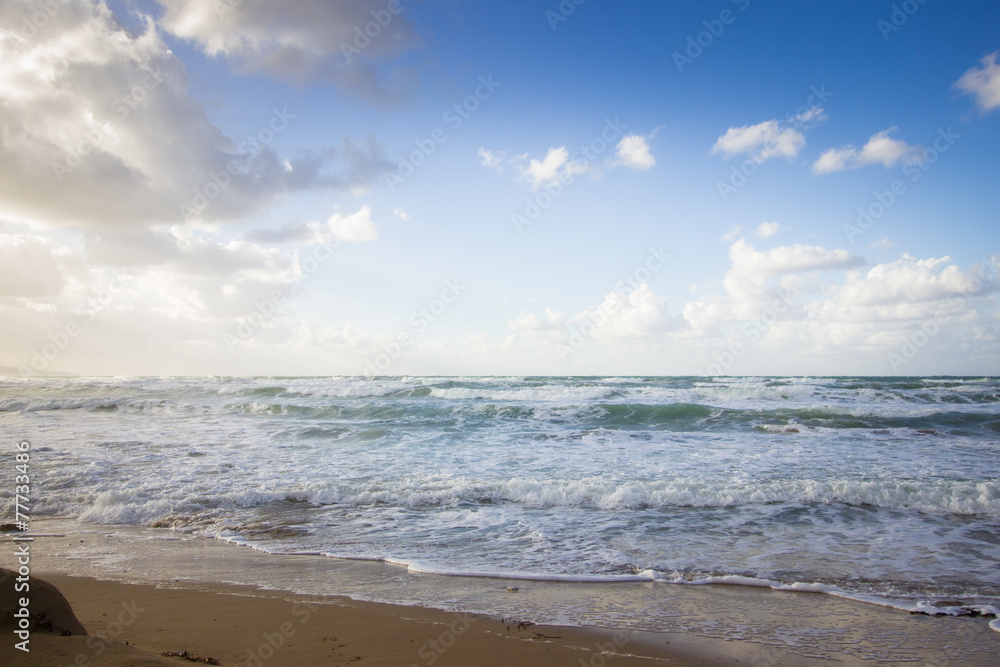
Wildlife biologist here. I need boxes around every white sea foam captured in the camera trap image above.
[428,386,618,402]
[4,375,999,626]
[7,473,999,522]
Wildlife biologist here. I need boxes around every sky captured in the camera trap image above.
[1,0,1000,377]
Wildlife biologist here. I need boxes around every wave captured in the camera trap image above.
[428,385,620,402]
[12,475,997,523]
[5,376,999,418]
[0,397,123,412]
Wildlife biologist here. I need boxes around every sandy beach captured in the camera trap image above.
[3,521,999,666]
[2,568,706,667]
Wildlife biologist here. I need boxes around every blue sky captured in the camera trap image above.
[1,0,999,376]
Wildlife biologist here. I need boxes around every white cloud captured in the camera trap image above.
[4,219,997,376]
[711,120,806,163]
[955,52,1000,113]
[393,207,410,221]
[502,128,658,189]
[675,242,999,374]
[508,285,682,356]
[794,107,826,124]
[154,0,420,103]
[683,238,863,330]
[0,232,78,299]
[575,284,678,339]
[519,147,589,189]
[508,308,565,332]
[869,237,895,250]
[812,128,922,174]
[314,205,378,244]
[0,218,340,375]
[756,221,780,238]
[478,147,505,171]
[84,226,301,286]
[721,225,743,242]
[0,1,390,230]
[614,133,655,170]
[728,238,862,276]
[834,254,991,307]
[798,254,996,358]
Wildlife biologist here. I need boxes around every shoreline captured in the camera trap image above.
[3,570,710,667]
[2,518,999,665]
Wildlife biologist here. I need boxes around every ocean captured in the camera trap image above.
[3,375,999,634]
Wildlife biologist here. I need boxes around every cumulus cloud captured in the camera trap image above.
[728,238,863,276]
[0,2,392,231]
[834,254,993,307]
[812,128,922,174]
[0,232,77,299]
[614,133,656,170]
[519,147,589,189]
[250,205,379,245]
[711,107,828,165]
[683,238,863,331]
[798,254,997,359]
[575,284,678,339]
[509,284,683,357]
[154,0,421,103]
[509,132,658,189]
[84,226,299,281]
[0,218,336,374]
[676,241,999,374]
[711,120,806,163]
[317,205,378,243]
[756,221,780,238]
[955,52,1000,113]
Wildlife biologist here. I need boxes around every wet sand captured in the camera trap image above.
[2,520,998,666]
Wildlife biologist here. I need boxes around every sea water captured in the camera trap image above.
[2,376,999,627]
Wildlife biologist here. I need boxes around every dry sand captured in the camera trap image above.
[1,568,712,666]
[3,522,998,666]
